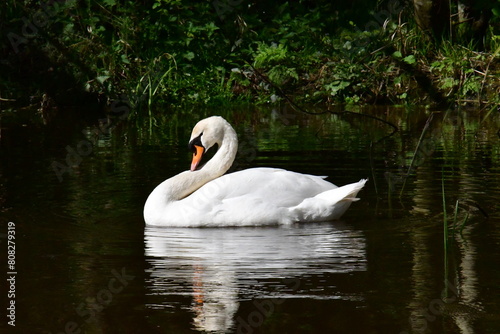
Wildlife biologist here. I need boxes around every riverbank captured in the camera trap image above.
[1,1,499,116]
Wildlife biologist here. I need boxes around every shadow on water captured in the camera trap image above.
[1,105,499,333]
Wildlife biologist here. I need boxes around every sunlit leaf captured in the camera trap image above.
[403,55,416,65]
[184,52,195,60]
[97,76,110,84]
[121,54,130,64]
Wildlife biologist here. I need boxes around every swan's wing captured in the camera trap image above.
[170,168,365,226]
[186,167,337,208]
[171,168,336,225]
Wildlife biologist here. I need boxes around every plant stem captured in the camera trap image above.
[442,172,448,252]
[400,112,435,197]
[442,171,449,297]
[452,199,459,236]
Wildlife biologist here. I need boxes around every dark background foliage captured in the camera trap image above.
[1,0,499,114]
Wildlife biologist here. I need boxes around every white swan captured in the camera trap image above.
[144,116,366,227]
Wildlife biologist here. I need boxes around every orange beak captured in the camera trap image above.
[190,145,205,171]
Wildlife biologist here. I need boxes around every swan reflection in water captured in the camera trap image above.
[144,223,367,332]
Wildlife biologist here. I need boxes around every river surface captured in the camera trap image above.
[1,105,499,333]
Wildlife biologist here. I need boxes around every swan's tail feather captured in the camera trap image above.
[339,197,361,202]
[315,179,367,201]
[290,179,367,222]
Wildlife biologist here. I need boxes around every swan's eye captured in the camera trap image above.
[188,133,203,153]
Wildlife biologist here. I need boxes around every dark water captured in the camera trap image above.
[1,105,499,333]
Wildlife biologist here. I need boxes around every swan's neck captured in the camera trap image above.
[200,122,238,180]
[153,123,238,202]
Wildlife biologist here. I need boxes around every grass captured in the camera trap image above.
[442,173,472,298]
[399,112,435,197]
[442,173,449,251]
[441,173,471,246]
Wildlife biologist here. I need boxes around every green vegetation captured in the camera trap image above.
[1,1,499,116]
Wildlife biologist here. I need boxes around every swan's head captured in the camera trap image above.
[188,116,231,171]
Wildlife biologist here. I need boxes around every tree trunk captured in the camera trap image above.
[412,0,450,38]
[458,0,492,49]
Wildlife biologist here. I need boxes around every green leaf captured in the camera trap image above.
[403,55,416,65]
[184,52,195,60]
[442,77,457,89]
[325,80,350,96]
[392,51,402,58]
[121,54,130,64]
[97,76,110,84]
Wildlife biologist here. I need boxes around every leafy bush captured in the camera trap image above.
[1,0,499,115]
